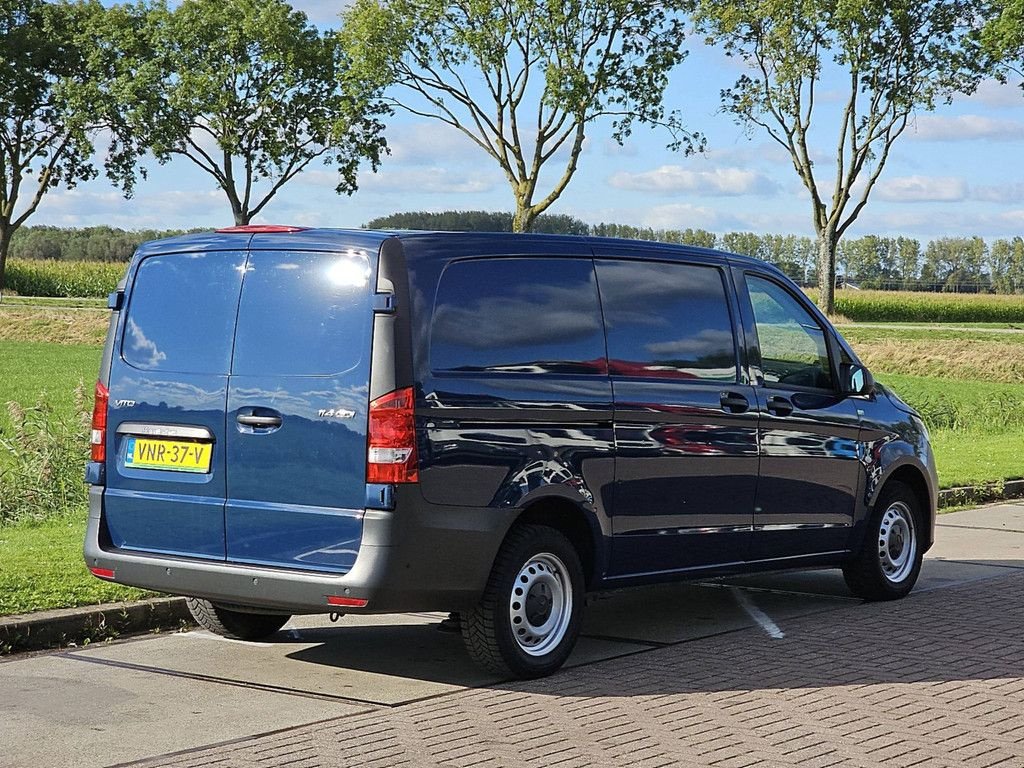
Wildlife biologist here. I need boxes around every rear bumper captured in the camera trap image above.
[83,486,513,614]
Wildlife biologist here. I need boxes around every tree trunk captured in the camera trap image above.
[0,225,11,295]
[816,228,838,315]
[512,200,536,233]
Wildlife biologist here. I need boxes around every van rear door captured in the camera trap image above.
[104,249,245,559]
[224,248,376,572]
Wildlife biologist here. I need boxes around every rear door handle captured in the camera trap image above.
[236,412,283,430]
[720,392,749,413]
[766,395,794,417]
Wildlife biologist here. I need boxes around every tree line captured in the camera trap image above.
[2,0,1023,311]
[13,218,1024,294]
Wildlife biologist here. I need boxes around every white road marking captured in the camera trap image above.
[173,630,276,648]
[731,587,785,639]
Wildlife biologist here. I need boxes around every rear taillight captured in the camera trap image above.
[90,380,108,462]
[367,387,418,483]
[214,224,306,233]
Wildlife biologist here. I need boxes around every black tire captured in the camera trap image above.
[185,598,290,640]
[461,524,584,679]
[843,481,924,601]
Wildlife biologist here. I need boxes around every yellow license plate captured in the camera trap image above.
[125,437,212,473]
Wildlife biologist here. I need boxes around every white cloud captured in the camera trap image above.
[971,183,1024,204]
[873,176,1024,205]
[384,122,481,165]
[908,114,1024,142]
[851,208,1024,239]
[358,166,499,194]
[639,203,730,230]
[965,78,1024,109]
[875,175,968,203]
[608,165,779,196]
[35,188,227,228]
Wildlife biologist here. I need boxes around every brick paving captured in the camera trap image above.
[135,573,1024,768]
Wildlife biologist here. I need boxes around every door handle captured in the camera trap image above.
[766,395,794,417]
[237,414,282,429]
[720,392,749,413]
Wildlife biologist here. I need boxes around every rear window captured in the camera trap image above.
[596,259,737,382]
[431,258,606,375]
[122,252,243,374]
[231,250,373,376]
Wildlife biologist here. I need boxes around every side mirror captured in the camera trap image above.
[840,363,874,396]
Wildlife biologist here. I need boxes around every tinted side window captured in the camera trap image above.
[431,258,606,375]
[747,275,833,390]
[123,252,243,373]
[596,259,737,382]
[232,250,373,376]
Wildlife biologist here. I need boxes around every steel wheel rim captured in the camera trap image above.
[508,552,572,657]
[878,501,917,584]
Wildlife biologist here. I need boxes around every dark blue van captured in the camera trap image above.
[85,227,937,678]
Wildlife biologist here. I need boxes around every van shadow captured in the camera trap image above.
[279,563,1024,695]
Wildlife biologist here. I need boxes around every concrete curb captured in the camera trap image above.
[0,596,192,655]
[939,479,1024,508]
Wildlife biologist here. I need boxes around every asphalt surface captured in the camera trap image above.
[2,504,1022,768]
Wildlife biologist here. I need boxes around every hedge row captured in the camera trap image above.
[833,289,1024,323]
[5,259,125,298]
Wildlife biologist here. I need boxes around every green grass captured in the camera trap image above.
[0,341,101,431]
[874,368,1024,489]
[878,373,1024,432]
[840,324,1024,345]
[0,511,151,615]
[928,432,1022,489]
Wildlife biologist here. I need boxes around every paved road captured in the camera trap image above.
[2,505,1023,768]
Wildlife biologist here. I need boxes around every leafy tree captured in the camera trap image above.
[984,0,1024,80]
[695,0,995,313]
[720,231,763,258]
[921,236,988,292]
[129,0,388,226]
[341,0,699,233]
[988,237,1024,294]
[0,0,145,291]
[890,237,922,287]
[365,209,590,234]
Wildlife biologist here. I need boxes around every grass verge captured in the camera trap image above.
[928,432,1023,489]
[0,305,109,345]
[0,341,101,433]
[0,511,151,615]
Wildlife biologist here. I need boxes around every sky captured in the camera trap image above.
[29,2,1024,241]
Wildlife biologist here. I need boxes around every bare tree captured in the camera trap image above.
[696,0,995,312]
[341,0,700,232]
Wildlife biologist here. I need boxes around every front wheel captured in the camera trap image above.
[462,524,584,679]
[186,598,290,640]
[843,481,923,601]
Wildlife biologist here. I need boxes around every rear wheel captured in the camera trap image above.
[462,524,584,679]
[843,481,923,601]
[186,598,290,640]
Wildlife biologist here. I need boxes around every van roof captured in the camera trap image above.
[134,227,778,274]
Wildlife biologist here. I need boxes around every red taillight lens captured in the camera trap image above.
[327,595,368,607]
[89,566,115,580]
[367,387,418,483]
[90,380,109,462]
[214,224,306,233]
